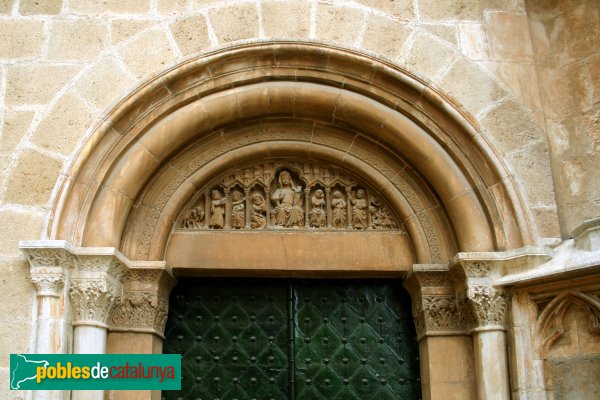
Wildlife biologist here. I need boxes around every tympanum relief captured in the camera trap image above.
[177,161,402,232]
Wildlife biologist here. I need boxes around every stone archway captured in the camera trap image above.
[21,42,535,400]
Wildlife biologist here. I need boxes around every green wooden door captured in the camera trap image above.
[162,279,421,400]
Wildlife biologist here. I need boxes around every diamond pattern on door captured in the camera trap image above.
[293,280,421,400]
[162,279,421,400]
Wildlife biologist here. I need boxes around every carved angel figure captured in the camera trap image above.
[250,193,267,229]
[310,189,326,228]
[183,207,204,230]
[331,190,346,228]
[351,189,368,229]
[231,190,246,229]
[370,198,395,230]
[271,170,304,228]
[209,190,226,229]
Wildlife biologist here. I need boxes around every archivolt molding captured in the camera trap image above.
[121,121,448,263]
[45,42,536,267]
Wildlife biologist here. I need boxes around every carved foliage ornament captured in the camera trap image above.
[178,161,403,232]
[467,285,508,328]
[31,272,65,297]
[110,270,175,335]
[69,279,122,326]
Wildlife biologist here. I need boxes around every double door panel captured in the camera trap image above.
[163,279,421,400]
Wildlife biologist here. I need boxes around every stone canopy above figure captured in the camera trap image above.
[177,160,403,233]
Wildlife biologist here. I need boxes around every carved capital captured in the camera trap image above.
[466,285,508,329]
[451,257,509,330]
[69,253,127,328]
[30,267,65,297]
[110,268,176,336]
[69,278,122,327]
[404,264,466,338]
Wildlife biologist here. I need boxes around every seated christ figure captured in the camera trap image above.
[271,170,304,227]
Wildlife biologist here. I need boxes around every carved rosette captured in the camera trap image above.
[404,265,466,338]
[110,268,176,336]
[69,278,122,327]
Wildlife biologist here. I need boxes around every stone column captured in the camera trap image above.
[244,188,252,229]
[345,187,353,229]
[404,264,476,400]
[304,188,310,227]
[69,254,127,400]
[325,188,332,228]
[452,259,510,400]
[21,244,71,400]
[108,264,177,400]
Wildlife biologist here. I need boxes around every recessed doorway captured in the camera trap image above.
[162,279,421,400]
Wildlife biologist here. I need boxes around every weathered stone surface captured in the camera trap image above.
[118,29,177,79]
[360,15,411,59]
[485,11,533,61]
[3,150,63,206]
[531,206,561,239]
[31,93,94,156]
[459,23,490,60]
[439,56,505,115]
[157,0,187,14]
[261,0,311,38]
[169,15,211,56]
[20,0,62,15]
[507,142,555,206]
[481,100,545,154]
[356,0,415,21]
[75,57,136,110]
[316,3,364,44]
[424,23,458,46]
[528,0,600,69]
[47,19,109,61]
[68,0,150,14]
[482,61,543,114]
[209,3,259,43]
[0,210,44,254]
[0,257,33,321]
[405,31,457,79]
[419,0,482,21]
[0,111,34,153]
[5,63,79,105]
[0,321,31,364]
[0,0,14,14]
[0,20,44,58]
[110,19,157,45]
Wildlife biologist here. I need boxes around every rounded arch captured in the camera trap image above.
[45,42,536,264]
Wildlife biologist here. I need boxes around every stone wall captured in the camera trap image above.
[526,0,600,236]
[0,0,593,398]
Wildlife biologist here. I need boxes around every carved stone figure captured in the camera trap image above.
[331,190,346,228]
[271,170,304,228]
[351,189,368,229]
[183,207,204,229]
[209,190,226,229]
[231,190,245,229]
[250,193,267,229]
[310,189,326,228]
[370,198,395,229]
